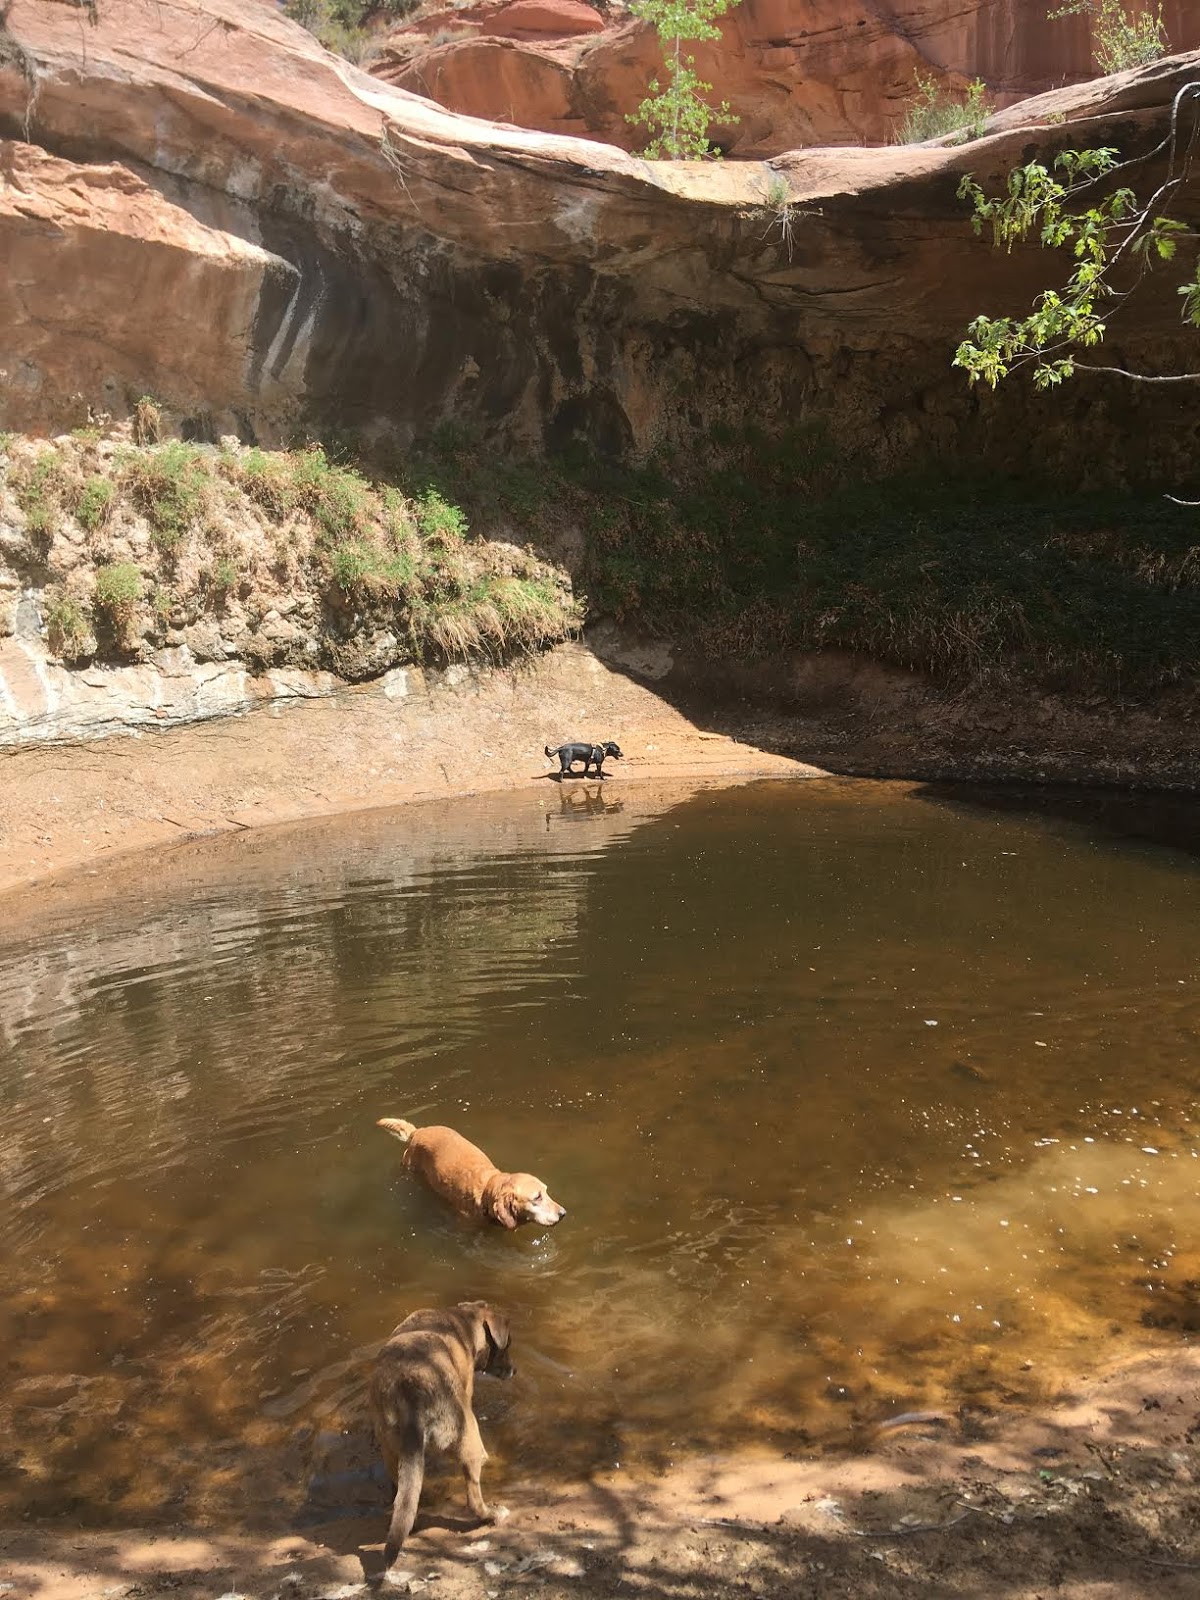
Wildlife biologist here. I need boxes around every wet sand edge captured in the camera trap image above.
[0,642,819,904]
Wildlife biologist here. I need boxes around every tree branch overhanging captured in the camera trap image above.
[953,79,1200,392]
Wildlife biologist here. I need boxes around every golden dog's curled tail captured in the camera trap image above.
[377,1117,417,1143]
[383,1422,425,1568]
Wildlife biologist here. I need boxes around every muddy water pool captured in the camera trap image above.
[1,777,1199,1528]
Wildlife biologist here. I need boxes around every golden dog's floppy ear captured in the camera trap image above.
[487,1178,520,1230]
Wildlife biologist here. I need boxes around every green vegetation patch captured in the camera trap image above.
[306,457,574,661]
[13,449,70,544]
[9,422,1194,693]
[4,433,579,671]
[209,556,241,597]
[42,592,92,660]
[1049,0,1168,75]
[231,447,299,519]
[93,561,143,620]
[296,448,375,542]
[121,440,212,551]
[76,476,115,532]
[329,538,415,596]
[414,427,1200,692]
[898,74,992,144]
[283,0,418,63]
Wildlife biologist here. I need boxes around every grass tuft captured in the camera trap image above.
[76,476,115,532]
[121,441,211,552]
[91,558,145,654]
[133,395,161,446]
[898,74,993,143]
[231,448,297,519]
[13,450,69,545]
[210,556,241,596]
[415,488,469,542]
[93,561,143,621]
[288,447,374,541]
[42,592,92,660]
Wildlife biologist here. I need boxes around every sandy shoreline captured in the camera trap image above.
[0,642,815,904]
[4,634,1199,908]
[4,1345,1199,1599]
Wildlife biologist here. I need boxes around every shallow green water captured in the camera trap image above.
[1,778,1198,1528]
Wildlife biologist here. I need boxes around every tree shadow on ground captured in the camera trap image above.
[316,1436,1200,1600]
[7,1362,1200,1597]
[302,1368,1200,1600]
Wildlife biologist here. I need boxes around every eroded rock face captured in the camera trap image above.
[1,143,296,437]
[1,0,1198,476]
[0,631,338,745]
[375,0,1200,154]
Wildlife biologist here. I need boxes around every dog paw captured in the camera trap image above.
[490,1504,511,1524]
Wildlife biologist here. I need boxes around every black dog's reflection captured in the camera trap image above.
[546,785,625,826]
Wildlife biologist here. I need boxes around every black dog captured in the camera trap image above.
[545,741,624,778]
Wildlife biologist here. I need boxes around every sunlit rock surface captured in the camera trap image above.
[375,0,1200,153]
[1,0,1197,469]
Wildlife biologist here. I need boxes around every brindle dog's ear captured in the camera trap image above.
[489,1180,520,1230]
[483,1308,514,1378]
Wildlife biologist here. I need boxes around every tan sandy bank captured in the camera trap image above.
[0,642,816,900]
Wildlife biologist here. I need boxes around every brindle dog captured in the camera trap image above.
[370,1301,514,1568]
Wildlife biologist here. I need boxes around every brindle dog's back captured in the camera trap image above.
[370,1301,513,1568]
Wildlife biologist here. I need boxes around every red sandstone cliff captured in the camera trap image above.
[373,0,1200,155]
[1,0,1198,475]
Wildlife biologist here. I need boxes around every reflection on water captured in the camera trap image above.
[0,778,1198,1529]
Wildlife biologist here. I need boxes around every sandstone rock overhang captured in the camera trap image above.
[1,0,1198,466]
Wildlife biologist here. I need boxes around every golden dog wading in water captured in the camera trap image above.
[377,1117,567,1229]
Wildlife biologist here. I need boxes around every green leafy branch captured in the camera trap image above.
[626,0,740,160]
[953,82,1200,391]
